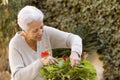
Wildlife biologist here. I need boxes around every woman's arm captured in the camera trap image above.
[9,44,42,80]
[44,26,82,56]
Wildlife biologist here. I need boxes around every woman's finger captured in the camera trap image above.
[53,58,58,63]
[70,58,75,68]
[42,58,49,66]
[75,60,80,64]
[49,59,55,64]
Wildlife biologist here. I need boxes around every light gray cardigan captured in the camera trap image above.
[9,26,82,80]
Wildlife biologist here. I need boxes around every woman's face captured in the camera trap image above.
[25,20,44,41]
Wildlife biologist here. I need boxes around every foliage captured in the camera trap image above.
[37,0,100,52]
[40,58,98,80]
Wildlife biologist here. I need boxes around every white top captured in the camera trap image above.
[9,26,82,80]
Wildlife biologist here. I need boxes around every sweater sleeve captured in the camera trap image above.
[9,44,43,80]
[45,26,82,56]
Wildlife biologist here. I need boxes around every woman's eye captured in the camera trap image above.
[33,29,38,33]
[32,25,43,33]
[40,25,43,29]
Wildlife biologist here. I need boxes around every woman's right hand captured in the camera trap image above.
[41,56,58,66]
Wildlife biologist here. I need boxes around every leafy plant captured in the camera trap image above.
[40,58,98,80]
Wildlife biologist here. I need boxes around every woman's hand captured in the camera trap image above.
[41,56,58,66]
[70,51,81,68]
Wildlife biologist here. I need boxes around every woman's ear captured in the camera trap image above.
[23,30,26,33]
[21,30,27,36]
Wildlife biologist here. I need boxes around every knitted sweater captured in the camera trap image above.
[9,26,82,80]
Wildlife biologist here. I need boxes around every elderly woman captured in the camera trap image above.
[9,5,82,80]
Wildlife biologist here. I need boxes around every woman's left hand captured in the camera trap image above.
[70,51,81,68]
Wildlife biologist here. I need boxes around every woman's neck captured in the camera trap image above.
[21,31,37,51]
[26,38,37,51]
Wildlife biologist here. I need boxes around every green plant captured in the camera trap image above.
[40,58,98,80]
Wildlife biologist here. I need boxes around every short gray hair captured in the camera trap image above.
[17,5,44,31]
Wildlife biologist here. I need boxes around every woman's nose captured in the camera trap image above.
[38,29,43,35]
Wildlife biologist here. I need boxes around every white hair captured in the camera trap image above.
[17,5,44,31]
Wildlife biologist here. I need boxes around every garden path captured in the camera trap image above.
[87,51,104,80]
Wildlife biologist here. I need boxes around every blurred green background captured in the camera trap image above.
[0,0,120,80]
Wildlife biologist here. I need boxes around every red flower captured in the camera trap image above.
[62,56,67,61]
[82,52,87,56]
[41,51,49,58]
